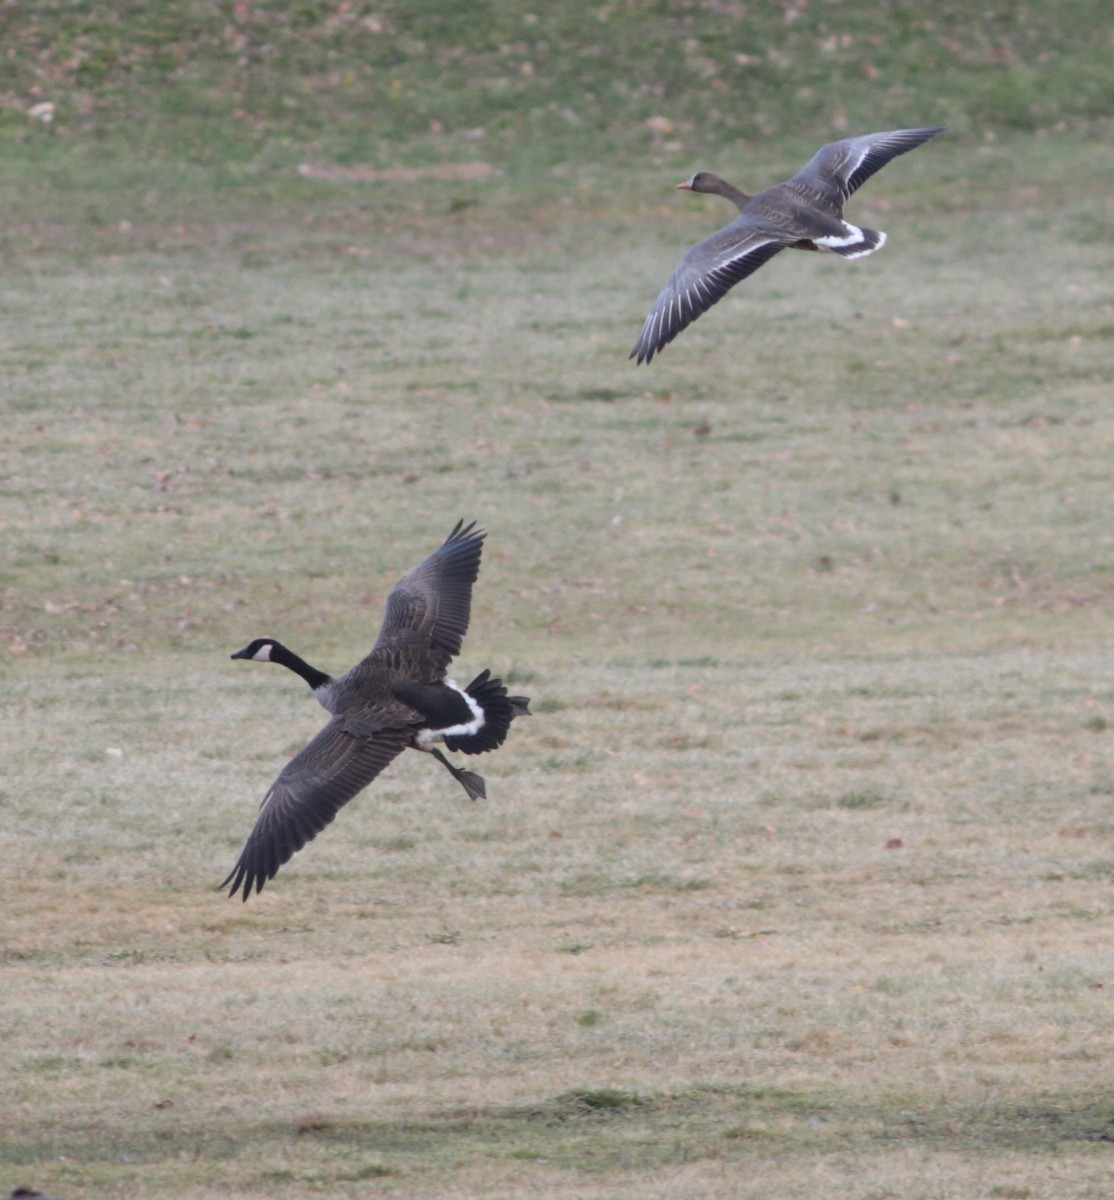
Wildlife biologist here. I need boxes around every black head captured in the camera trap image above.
[230,638,280,662]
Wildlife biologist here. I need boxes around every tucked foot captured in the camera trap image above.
[431,748,487,800]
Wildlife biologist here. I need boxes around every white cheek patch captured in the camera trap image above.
[252,644,274,661]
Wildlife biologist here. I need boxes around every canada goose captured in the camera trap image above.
[222,520,530,901]
[630,126,945,364]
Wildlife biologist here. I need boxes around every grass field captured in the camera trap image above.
[3,3,1114,1198]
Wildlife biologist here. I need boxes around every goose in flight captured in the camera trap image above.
[221,520,530,900]
[630,126,945,364]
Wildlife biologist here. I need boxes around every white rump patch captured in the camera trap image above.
[817,226,887,259]
[816,223,867,249]
[415,679,485,748]
[846,228,886,257]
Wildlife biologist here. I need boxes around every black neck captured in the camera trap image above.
[269,642,333,691]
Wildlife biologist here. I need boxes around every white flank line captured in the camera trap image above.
[415,680,485,748]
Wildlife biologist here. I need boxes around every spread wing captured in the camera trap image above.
[630,222,786,364]
[369,520,485,675]
[790,127,946,209]
[221,717,412,900]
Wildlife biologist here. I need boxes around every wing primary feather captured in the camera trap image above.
[222,722,411,901]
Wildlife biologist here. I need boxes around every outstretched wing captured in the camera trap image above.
[630,223,786,364]
[370,520,485,675]
[790,127,946,208]
[221,717,412,901]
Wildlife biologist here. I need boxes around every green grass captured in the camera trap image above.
[5,0,1114,157]
[4,4,1114,1199]
[3,0,1114,239]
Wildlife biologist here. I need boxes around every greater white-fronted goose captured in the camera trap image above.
[630,126,945,364]
[222,520,530,901]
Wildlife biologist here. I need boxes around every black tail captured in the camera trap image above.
[443,669,531,755]
[824,224,885,258]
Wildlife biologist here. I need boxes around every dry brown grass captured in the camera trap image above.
[4,129,1114,1198]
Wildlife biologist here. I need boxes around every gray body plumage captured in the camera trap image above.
[630,126,945,364]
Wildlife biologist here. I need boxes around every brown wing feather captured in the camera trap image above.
[370,520,485,676]
[221,718,412,901]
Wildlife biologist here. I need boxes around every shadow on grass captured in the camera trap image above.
[6,1086,1112,1181]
